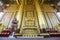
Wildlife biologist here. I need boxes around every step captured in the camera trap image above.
[22,29,39,37]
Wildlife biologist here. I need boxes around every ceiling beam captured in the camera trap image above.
[16,0,19,5]
[41,0,44,4]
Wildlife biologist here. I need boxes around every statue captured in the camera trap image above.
[11,18,18,32]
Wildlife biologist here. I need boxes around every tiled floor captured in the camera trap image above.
[0,37,60,40]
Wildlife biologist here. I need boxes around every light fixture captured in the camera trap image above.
[0,1,3,6]
[56,12,60,20]
[0,12,4,21]
[57,1,60,6]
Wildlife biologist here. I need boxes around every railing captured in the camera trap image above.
[7,11,18,28]
[1,12,13,28]
[0,12,6,22]
[7,12,14,28]
[42,12,49,28]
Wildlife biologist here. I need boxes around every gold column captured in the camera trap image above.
[16,0,24,29]
[34,0,46,29]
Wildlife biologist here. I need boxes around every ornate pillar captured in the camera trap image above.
[34,0,47,29]
[16,0,24,28]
